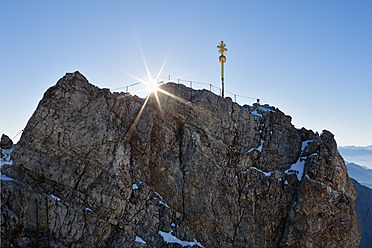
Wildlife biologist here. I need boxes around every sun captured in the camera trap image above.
[143,78,160,94]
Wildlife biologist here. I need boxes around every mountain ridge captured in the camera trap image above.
[339,146,372,169]
[1,71,361,247]
[346,162,372,189]
[351,179,372,248]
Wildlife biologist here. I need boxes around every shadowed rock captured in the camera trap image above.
[0,134,13,149]
[1,71,361,247]
[352,179,372,248]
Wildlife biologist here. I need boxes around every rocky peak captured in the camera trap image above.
[1,71,360,247]
[0,134,13,149]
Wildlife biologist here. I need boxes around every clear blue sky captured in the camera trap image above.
[1,0,371,146]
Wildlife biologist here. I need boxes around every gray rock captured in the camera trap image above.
[0,134,13,149]
[1,71,361,247]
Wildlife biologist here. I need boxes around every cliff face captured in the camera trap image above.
[1,71,360,247]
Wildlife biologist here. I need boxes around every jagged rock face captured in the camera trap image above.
[1,72,360,247]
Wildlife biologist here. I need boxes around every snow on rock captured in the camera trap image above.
[248,139,264,153]
[286,159,305,181]
[154,191,171,209]
[1,145,15,181]
[135,236,146,244]
[50,194,61,201]
[1,174,15,181]
[250,167,273,177]
[256,105,275,113]
[1,146,14,165]
[244,104,276,117]
[237,166,273,178]
[285,140,313,181]
[85,207,93,212]
[250,108,263,117]
[301,140,312,151]
[159,230,204,247]
[257,139,264,152]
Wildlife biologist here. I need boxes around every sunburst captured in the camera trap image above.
[114,38,208,139]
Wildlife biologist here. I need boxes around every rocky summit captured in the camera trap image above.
[1,71,360,247]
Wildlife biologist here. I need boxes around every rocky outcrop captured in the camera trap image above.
[0,134,13,149]
[352,179,372,248]
[1,71,361,247]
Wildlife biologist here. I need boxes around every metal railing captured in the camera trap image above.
[112,75,260,104]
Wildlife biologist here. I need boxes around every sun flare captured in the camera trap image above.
[143,78,160,94]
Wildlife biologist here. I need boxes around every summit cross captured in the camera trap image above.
[217,41,228,56]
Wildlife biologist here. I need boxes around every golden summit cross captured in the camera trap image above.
[217,41,227,98]
[217,41,227,56]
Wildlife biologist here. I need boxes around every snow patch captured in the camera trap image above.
[285,159,305,181]
[257,106,275,112]
[1,146,14,165]
[159,231,204,247]
[250,167,273,177]
[257,140,264,152]
[237,167,273,177]
[158,199,170,208]
[154,192,171,208]
[1,174,15,181]
[1,146,16,181]
[248,106,275,117]
[285,140,313,181]
[135,236,146,244]
[50,194,61,201]
[250,109,262,117]
[248,139,264,153]
[309,153,317,158]
[301,140,312,151]
[132,183,139,190]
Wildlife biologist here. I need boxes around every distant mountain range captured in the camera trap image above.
[338,145,372,189]
[339,145,372,170]
[352,179,372,248]
[338,146,372,247]
[345,162,372,189]
[339,146,372,247]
